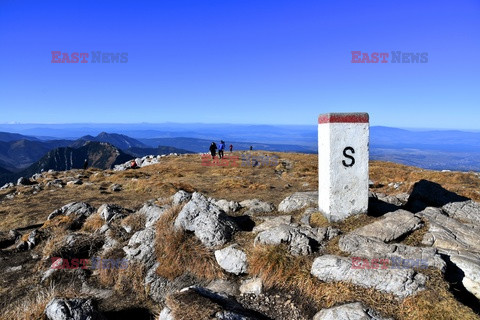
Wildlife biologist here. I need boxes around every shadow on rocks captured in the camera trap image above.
[440,254,480,315]
[406,180,470,213]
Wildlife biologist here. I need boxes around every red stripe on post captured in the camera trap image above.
[318,113,369,124]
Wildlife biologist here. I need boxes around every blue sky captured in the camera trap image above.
[0,0,479,129]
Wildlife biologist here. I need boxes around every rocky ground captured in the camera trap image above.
[0,152,479,320]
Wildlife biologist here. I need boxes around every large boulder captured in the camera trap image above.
[417,207,480,253]
[255,224,339,256]
[442,200,480,225]
[352,210,423,242]
[313,302,392,320]
[311,255,426,298]
[45,298,104,320]
[214,244,248,275]
[339,234,446,271]
[174,192,237,247]
[278,191,318,213]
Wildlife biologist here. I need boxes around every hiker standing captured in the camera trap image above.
[249,146,253,151]
[218,140,225,159]
[209,142,217,159]
[229,144,233,152]
[83,159,88,170]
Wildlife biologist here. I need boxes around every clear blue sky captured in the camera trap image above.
[0,0,479,129]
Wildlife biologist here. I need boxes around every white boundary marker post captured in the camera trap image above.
[318,113,369,222]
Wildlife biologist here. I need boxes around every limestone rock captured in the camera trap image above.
[449,254,480,300]
[278,191,318,213]
[417,207,480,253]
[214,244,248,275]
[255,224,339,255]
[97,204,133,222]
[313,302,392,320]
[442,200,480,225]
[174,192,237,247]
[172,190,192,206]
[207,279,240,296]
[123,227,156,269]
[311,255,426,298]
[47,202,95,222]
[137,202,170,228]
[213,199,241,213]
[45,298,104,320]
[239,199,275,215]
[339,234,446,271]
[239,278,263,295]
[352,210,423,242]
[252,215,292,233]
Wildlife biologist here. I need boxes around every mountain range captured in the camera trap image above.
[0,124,479,186]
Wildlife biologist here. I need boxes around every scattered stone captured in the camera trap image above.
[239,278,263,295]
[213,199,241,213]
[0,182,14,190]
[174,192,237,248]
[159,307,174,320]
[215,244,248,275]
[135,202,169,228]
[45,298,104,320]
[109,183,122,192]
[442,200,480,225]
[255,224,339,255]
[339,234,446,271]
[300,207,317,226]
[278,191,318,213]
[97,204,133,222]
[239,199,275,215]
[352,210,423,242]
[17,177,32,186]
[252,215,292,233]
[313,302,392,320]
[47,202,95,221]
[207,279,240,296]
[311,255,426,298]
[66,180,82,187]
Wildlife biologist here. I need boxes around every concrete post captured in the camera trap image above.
[318,113,369,222]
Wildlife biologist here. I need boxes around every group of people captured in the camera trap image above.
[209,140,233,159]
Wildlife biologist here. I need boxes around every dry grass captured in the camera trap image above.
[370,161,480,201]
[310,212,330,228]
[166,290,221,319]
[154,206,224,281]
[121,213,146,234]
[248,245,480,320]
[82,214,105,233]
[0,284,56,320]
